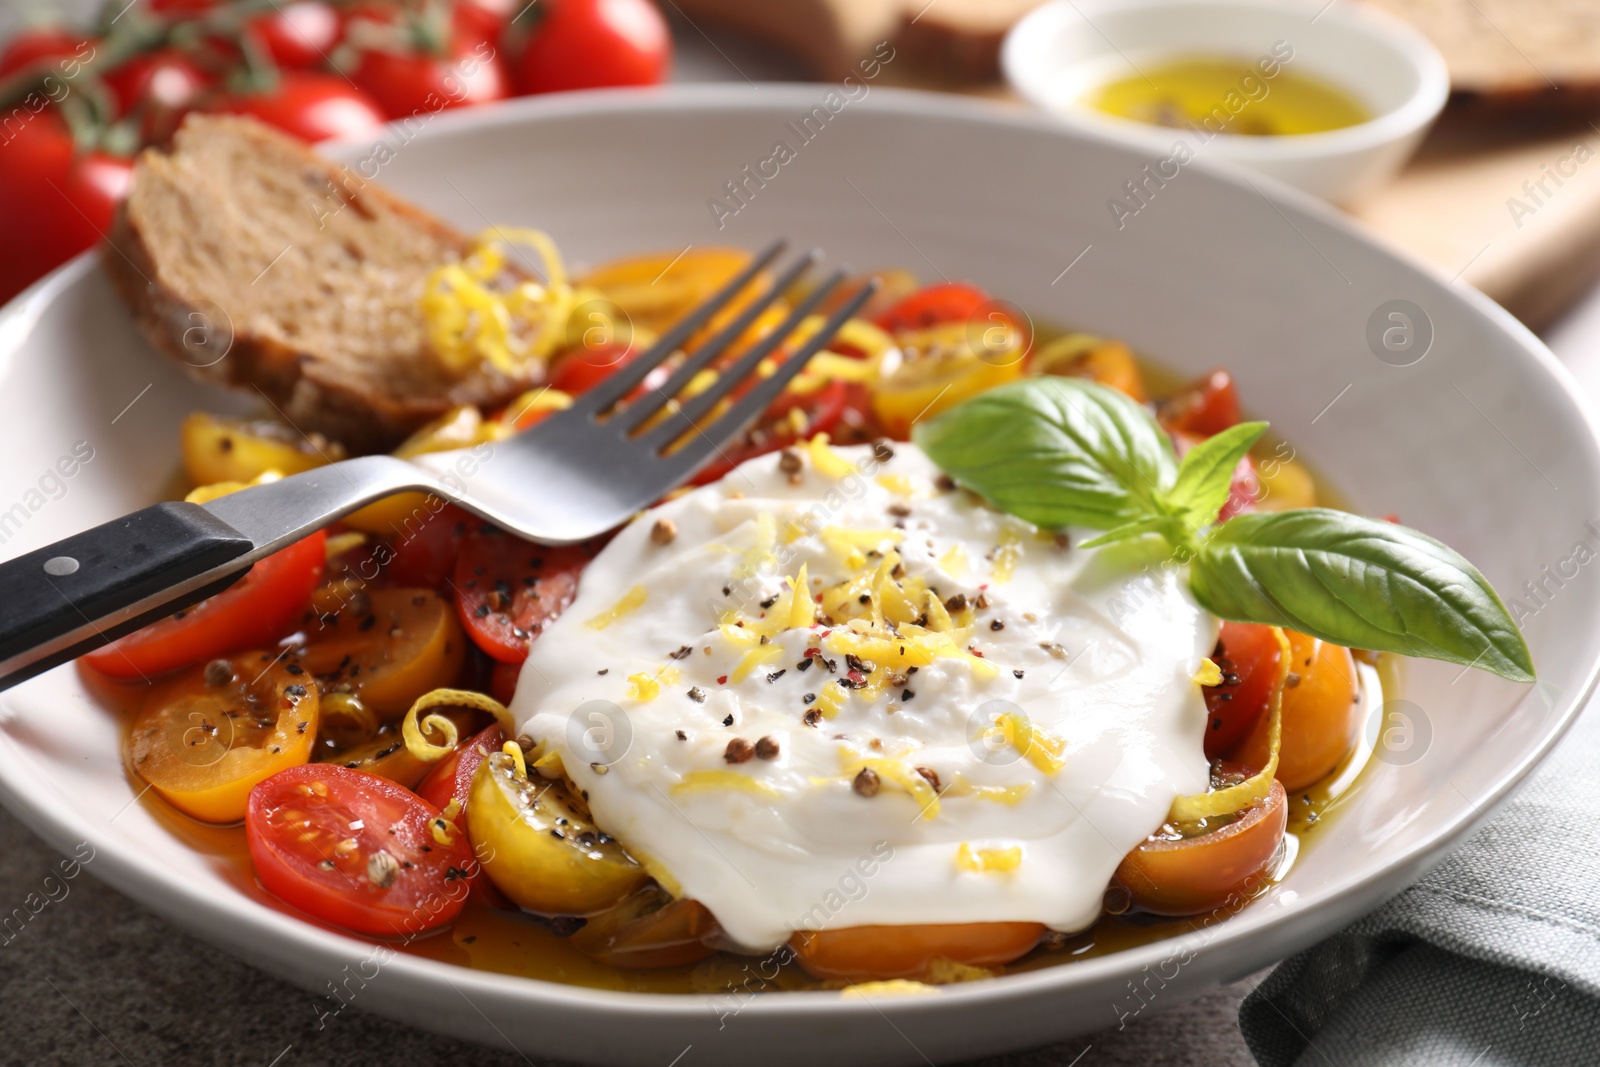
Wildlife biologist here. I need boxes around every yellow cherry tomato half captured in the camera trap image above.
[790,921,1046,982]
[127,654,318,823]
[293,588,466,720]
[1231,631,1360,792]
[180,412,342,488]
[469,751,649,916]
[569,889,718,969]
[872,331,1026,440]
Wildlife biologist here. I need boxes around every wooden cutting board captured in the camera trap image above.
[672,0,1600,329]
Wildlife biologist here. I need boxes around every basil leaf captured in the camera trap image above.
[1079,516,1183,549]
[1165,421,1267,534]
[1189,509,1535,682]
[911,377,1177,530]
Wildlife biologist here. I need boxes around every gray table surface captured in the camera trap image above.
[4,2,1597,1063]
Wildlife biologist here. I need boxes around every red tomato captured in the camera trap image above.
[1161,369,1241,437]
[874,282,990,334]
[213,72,386,143]
[151,0,218,12]
[417,722,506,815]
[0,28,89,77]
[452,526,590,663]
[513,0,671,94]
[0,115,133,304]
[82,532,326,680]
[1173,431,1257,522]
[454,0,510,47]
[688,379,853,486]
[383,503,471,588]
[546,341,664,398]
[247,765,472,936]
[103,49,211,139]
[246,1,341,68]
[488,660,521,704]
[1203,621,1282,760]
[349,39,508,121]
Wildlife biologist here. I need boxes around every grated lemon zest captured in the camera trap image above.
[1194,657,1224,687]
[808,433,856,478]
[402,688,514,761]
[840,980,938,999]
[992,527,1023,584]
[735,513,778,579]
[988,712,1067,774]
[732,642,786,684]
[786,564,815,630]
[844,752,940,819]
[672,770,780,799]
[501,740,528,779]
[498,386,574,429]
[626,672,662,701]
[185,470,282,505]
[819,526,902,570]
[588,585,648,629]
[968,783,1034,805]
[939,543,968,577]
[955,843,1023,873]
[816,680,847,719]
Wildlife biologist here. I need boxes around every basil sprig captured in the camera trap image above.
[912,377,1534,683]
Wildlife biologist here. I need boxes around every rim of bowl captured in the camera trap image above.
[1003,0,1450,161]
[0,85,1594,1028]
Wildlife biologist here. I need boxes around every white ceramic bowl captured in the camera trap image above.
[0,87,1595,1066]
[1002,0,1450,204]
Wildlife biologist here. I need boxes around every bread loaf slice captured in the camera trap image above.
[102,114,540,454]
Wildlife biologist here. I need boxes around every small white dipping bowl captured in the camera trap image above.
[1002,0,1449,204]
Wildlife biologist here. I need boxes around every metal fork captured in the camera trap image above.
[0,241,876,691]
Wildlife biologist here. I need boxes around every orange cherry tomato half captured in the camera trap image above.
[1203,621,1282,760]
[790,921,1045,981]
[1229,631,1360,792]
[127,654,319,823]
[1113,777,1288,917]
[84,532,326,680]
[293,587,466,720]
[570,892,718,969]
[247,764,473,936]
[452,526,592,663]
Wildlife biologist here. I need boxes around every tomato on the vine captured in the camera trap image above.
[212,71,386,143]
[0,114,134,304]
[348,39,507,121]
[0,28,89,77]
[247,764,473,936]
[246,1,342,69]
[452,525,591,663]
[513,0,671,94]
[82,532,326,680]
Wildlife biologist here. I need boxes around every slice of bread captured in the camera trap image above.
[102,115,540,454]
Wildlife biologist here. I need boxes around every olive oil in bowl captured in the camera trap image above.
[1087,56,1369,137]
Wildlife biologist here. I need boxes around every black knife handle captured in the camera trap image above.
[0,502,256,692]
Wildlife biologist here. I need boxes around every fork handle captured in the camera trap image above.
[0,502,255,692]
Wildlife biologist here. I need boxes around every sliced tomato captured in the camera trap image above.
[688,379,852,485]
[570,891,717,969]
[452,526,590,663]
[547,341,658,397]
[488,660,521,705]
[791,921,1045,981]
[84,532,326,680]
[873,282,990,334]
[1203,621,1282,760]
[247,764,472,936]
[382,503,471,588]
[1161,369,1241,437]
[1229,631,1359,792]
[128,654,318,823]
[417,722,506,816]
[1114,775,1287,917]
[293,587,466,719]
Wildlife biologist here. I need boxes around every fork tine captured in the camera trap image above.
[660,280,879,480]
[568,238,788,418]
[613,249,820,434]
[638,269,848,453]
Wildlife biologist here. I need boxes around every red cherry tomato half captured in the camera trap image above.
[874,282,990,334]
[1161,369,1242,438]
[547,341,652,397]
[349,40,508,122]
[0,114,135,304]
[213,72,386,143]
[513,0,671,95]
[0,28,89,77]
[82,532,326,680]
[488,660,521,705]
[689,379,853,486]
[417,722,506,817]
[247,1,341,68]
[382,502,471,588]
[452,526,590,663]
[1202,621,1282,760]
[247,764,473,936]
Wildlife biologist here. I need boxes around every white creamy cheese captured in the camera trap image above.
[512,442,1217,950]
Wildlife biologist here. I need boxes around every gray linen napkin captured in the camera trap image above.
[1239,700,1600,1066]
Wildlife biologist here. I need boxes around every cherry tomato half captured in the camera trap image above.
[570,891,717,969]
[382,502,472,589]
[791,921,1046,981]
[83,532,326,680]
[213,72,386,143]
[1203,621,1281,760]
[247,764,472,936]
[688,379,853,486]
[128,653,319,823]
[1229,631,1360,792]
[1114,776,1288,917]
[294,587,466,719]
[1161,369,1241,438]
[874,282,990,334]
[513,0,671,95]
[452,526,590,663]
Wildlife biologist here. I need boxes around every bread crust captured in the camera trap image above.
[102,116,541,454]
